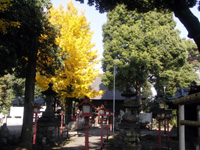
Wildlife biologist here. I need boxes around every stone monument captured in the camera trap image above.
[36,82,60,146]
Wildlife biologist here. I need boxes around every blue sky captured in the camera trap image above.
[51,0,200,71]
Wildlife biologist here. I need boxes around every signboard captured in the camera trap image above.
[139,113,152,123]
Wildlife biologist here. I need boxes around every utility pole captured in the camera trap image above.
[113,65,116,134]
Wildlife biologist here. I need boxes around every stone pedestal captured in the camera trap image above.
[36,83,60,146]
[37,118,59,146]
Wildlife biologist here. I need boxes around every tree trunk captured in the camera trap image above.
[65,98,73,124]
[20,41,37,150]
[136,84,141,105]
[173,5,200,51]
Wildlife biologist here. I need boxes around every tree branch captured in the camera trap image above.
[174,5,200,50]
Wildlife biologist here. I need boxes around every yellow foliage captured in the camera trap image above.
[36,1,105,101]
[0,0,20,34]
[0,0,11,12]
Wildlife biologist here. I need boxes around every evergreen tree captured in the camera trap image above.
[102,4,198,104]
[185,38,200,71]
[102,4,152,103]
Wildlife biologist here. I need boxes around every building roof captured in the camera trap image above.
[90,76,145,101]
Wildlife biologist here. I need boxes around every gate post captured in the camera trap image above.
[179,104,185,150]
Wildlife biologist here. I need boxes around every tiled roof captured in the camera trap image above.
[91,76,145,100]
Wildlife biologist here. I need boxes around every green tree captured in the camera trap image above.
[102,4,152,103]
[102,4,198,105]
[150,39,198,97]
[0,74,43,112]
[0,0,61,149]
[76,0,200,51]
[155,61,198,98]
[185,38,200,71]
[141,82,154,112]
[0,75,12,114]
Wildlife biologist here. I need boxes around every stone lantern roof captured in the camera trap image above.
[42,82,58,96]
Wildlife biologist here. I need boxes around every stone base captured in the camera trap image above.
[103,134,141,150]
[36,117,60,146]
[117,112,141,150]
[36,124,60,146]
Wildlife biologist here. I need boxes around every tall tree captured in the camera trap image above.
[36,1,104,125]
[102,4,198,104]
[76,0,200,51]
[36,1,104,100]
[102,4,152,103]
[0,0,61,149]
[139,10,198,97]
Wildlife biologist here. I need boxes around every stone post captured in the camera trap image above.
[179,104,185,150]
[197,105,200,148]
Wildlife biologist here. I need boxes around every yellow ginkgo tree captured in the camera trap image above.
[36,1,104,102]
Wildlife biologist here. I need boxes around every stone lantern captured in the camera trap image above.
[36,82,60,146]
[117,86,141,150]
[41,82,58,118]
